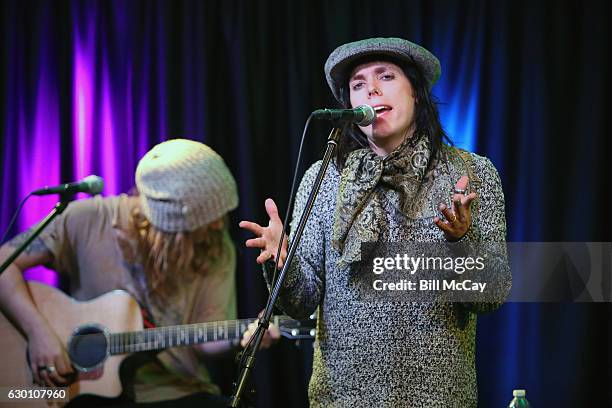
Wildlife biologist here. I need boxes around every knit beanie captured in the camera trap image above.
[135,139,238,232]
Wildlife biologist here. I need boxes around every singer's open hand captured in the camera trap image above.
[434,176,478,241]
[239,198,288,268]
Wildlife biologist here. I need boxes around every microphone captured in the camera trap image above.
[312,105,376,126]
[32,175,104,196]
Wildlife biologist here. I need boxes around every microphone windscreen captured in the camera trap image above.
[83,175,104,194]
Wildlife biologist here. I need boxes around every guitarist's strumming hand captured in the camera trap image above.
[28,322,75,387]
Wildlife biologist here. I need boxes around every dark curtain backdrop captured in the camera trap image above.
[1,1,610,407]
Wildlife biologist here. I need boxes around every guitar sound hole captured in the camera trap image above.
[67,325,108,372]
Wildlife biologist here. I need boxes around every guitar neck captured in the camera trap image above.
[107,316,282,355]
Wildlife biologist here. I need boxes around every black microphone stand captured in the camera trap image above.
[0,195,70,276]
[229,127,341,407]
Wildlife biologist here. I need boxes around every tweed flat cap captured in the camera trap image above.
[324,37,441,102]
[136,139,238,232]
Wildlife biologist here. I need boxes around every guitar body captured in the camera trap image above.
[0,281,143,406]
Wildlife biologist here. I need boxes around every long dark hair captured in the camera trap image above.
[334,55,452,170]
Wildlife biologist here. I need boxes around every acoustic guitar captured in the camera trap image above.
[0,281,314,407]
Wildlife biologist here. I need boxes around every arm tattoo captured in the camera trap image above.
[6,228,51,255]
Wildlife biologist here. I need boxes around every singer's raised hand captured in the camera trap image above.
[239,198,288,268]
[433,175,478,241]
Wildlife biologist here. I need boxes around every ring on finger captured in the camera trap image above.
[454,188,467,195]
[46,366,56,374]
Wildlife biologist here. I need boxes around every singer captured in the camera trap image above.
[0,139,279,407]
[241,38,511,407]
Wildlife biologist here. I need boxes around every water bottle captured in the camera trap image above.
[507,389,531,407]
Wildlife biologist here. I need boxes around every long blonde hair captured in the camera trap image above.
[118,201,226,300]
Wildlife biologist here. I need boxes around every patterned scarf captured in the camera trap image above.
[332,135,469,265]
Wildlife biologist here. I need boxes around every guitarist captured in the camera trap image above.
[0,139,279,407]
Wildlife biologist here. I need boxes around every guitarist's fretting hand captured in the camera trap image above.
[28,322,75,387]
[240,310,281,349]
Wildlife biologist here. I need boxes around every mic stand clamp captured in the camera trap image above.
[0,194,71,276]
[228,127,342,407]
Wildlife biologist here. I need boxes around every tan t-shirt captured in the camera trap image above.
[38,194,236,402]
